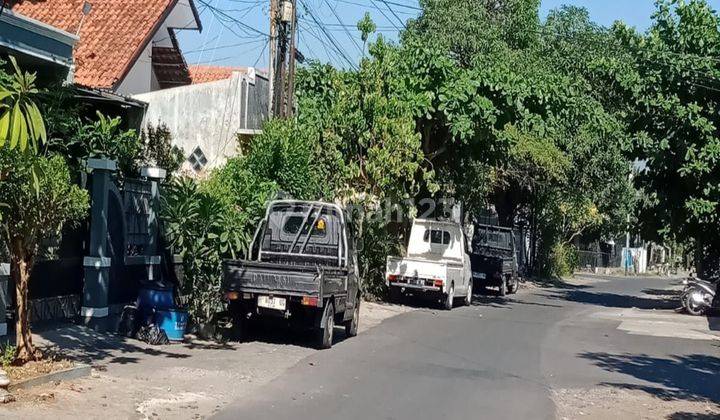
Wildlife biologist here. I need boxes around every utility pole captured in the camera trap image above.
[285,0,298,117]
[267,0,278,117]
[268,0,297,118]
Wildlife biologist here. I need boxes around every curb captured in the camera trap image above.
[8,363,91,391]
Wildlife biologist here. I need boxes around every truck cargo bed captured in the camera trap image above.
[223,260,348,297]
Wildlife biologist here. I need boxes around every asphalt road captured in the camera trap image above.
[215,276,719,420]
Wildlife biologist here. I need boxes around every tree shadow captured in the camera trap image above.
[580,352,720,404]
[708,316,720,332]
[667,412,720,420]
[470,293,563,309]
[545,289,680,310]
[526,276,592,290]
[35,324,192,366]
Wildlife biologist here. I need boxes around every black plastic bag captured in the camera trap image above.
[136,324,170,346]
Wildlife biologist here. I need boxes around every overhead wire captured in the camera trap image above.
[323,0,364,54]
[298,0,358,69]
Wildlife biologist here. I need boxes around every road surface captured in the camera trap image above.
[215,275,720,420]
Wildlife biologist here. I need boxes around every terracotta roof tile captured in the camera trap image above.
[11,0,180,89]
[152,46,192,88]
[188,65,248,84]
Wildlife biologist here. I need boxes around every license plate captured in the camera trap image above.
[473,272,486,280]
[258,296,287,311]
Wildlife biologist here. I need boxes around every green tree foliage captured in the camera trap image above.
[0,150,88,361]
[0,57,46,153]
[611,0,720,276]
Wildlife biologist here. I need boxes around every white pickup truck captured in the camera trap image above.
[386,219,472,310]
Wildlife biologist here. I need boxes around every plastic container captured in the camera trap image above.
[138,287,175,312]
[154,309,188,341]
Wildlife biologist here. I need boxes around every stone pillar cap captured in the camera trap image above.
[141,167,167,180]
[87,158,118,171]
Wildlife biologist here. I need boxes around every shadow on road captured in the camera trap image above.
[545,289,680,310]
[580,352,720,404]
[667,413,720,420]
[470,293,563,309]
[36,325,192,366]
[238,318,352,350]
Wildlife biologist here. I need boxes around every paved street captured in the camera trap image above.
[216,275,720,420]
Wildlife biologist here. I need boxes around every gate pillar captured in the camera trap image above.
[81,158,117,331]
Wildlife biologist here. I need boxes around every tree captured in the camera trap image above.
[0,150,88,362]
[612,0,720,276]
[0,56,47,153]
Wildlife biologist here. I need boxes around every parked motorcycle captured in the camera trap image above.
[681,277,717,316]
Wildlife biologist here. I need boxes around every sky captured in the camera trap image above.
[177,0,720,70]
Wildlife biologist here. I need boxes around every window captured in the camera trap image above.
[283,215,327,237]
[188,146,208,172]
[423,229,451,245]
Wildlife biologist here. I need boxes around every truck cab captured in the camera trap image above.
[386,219,472,309]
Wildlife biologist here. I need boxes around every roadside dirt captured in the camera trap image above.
[552,387,720,420]
[1,301,412,420]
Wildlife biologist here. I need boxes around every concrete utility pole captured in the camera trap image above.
[267,0,278,117]
[286,0,297,117]
[269,0,297,118]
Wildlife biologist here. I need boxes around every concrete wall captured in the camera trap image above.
[134,70,269,170]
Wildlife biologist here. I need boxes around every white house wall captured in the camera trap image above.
[133,71,269,170]
[116,42,153,95]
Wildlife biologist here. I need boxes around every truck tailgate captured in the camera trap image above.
[223,260,322,296]
[386,256,448,280]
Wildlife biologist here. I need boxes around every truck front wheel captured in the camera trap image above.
[317,304,335,349]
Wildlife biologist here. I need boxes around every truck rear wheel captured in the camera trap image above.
[389,287,403,304]
[499,279,507,297]
[508,276,519,294]
[317,304,335,349]
[443,285,454,310]
[345,299,360,337]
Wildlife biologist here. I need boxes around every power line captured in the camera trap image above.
[323,0,363,54]
[184,38,266,55]
[197,0,269,37]
[299,0,358,69]
[376,0,406,27]
[369,0,401,31]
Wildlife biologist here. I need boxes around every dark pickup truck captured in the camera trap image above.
[222,200,361,349]
[469,224,520,296]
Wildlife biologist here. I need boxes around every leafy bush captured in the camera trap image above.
[543,243,579,278]
[161,178,250,326]
[141,123,185,174]
[55,111,140,177]
[0,344,15,368]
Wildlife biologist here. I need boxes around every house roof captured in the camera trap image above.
[188,65,249,84]
[153,46,192,88]
[10,0,199,90]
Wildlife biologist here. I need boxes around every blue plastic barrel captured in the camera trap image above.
[154,309,188,341]
[138,287,175,312]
